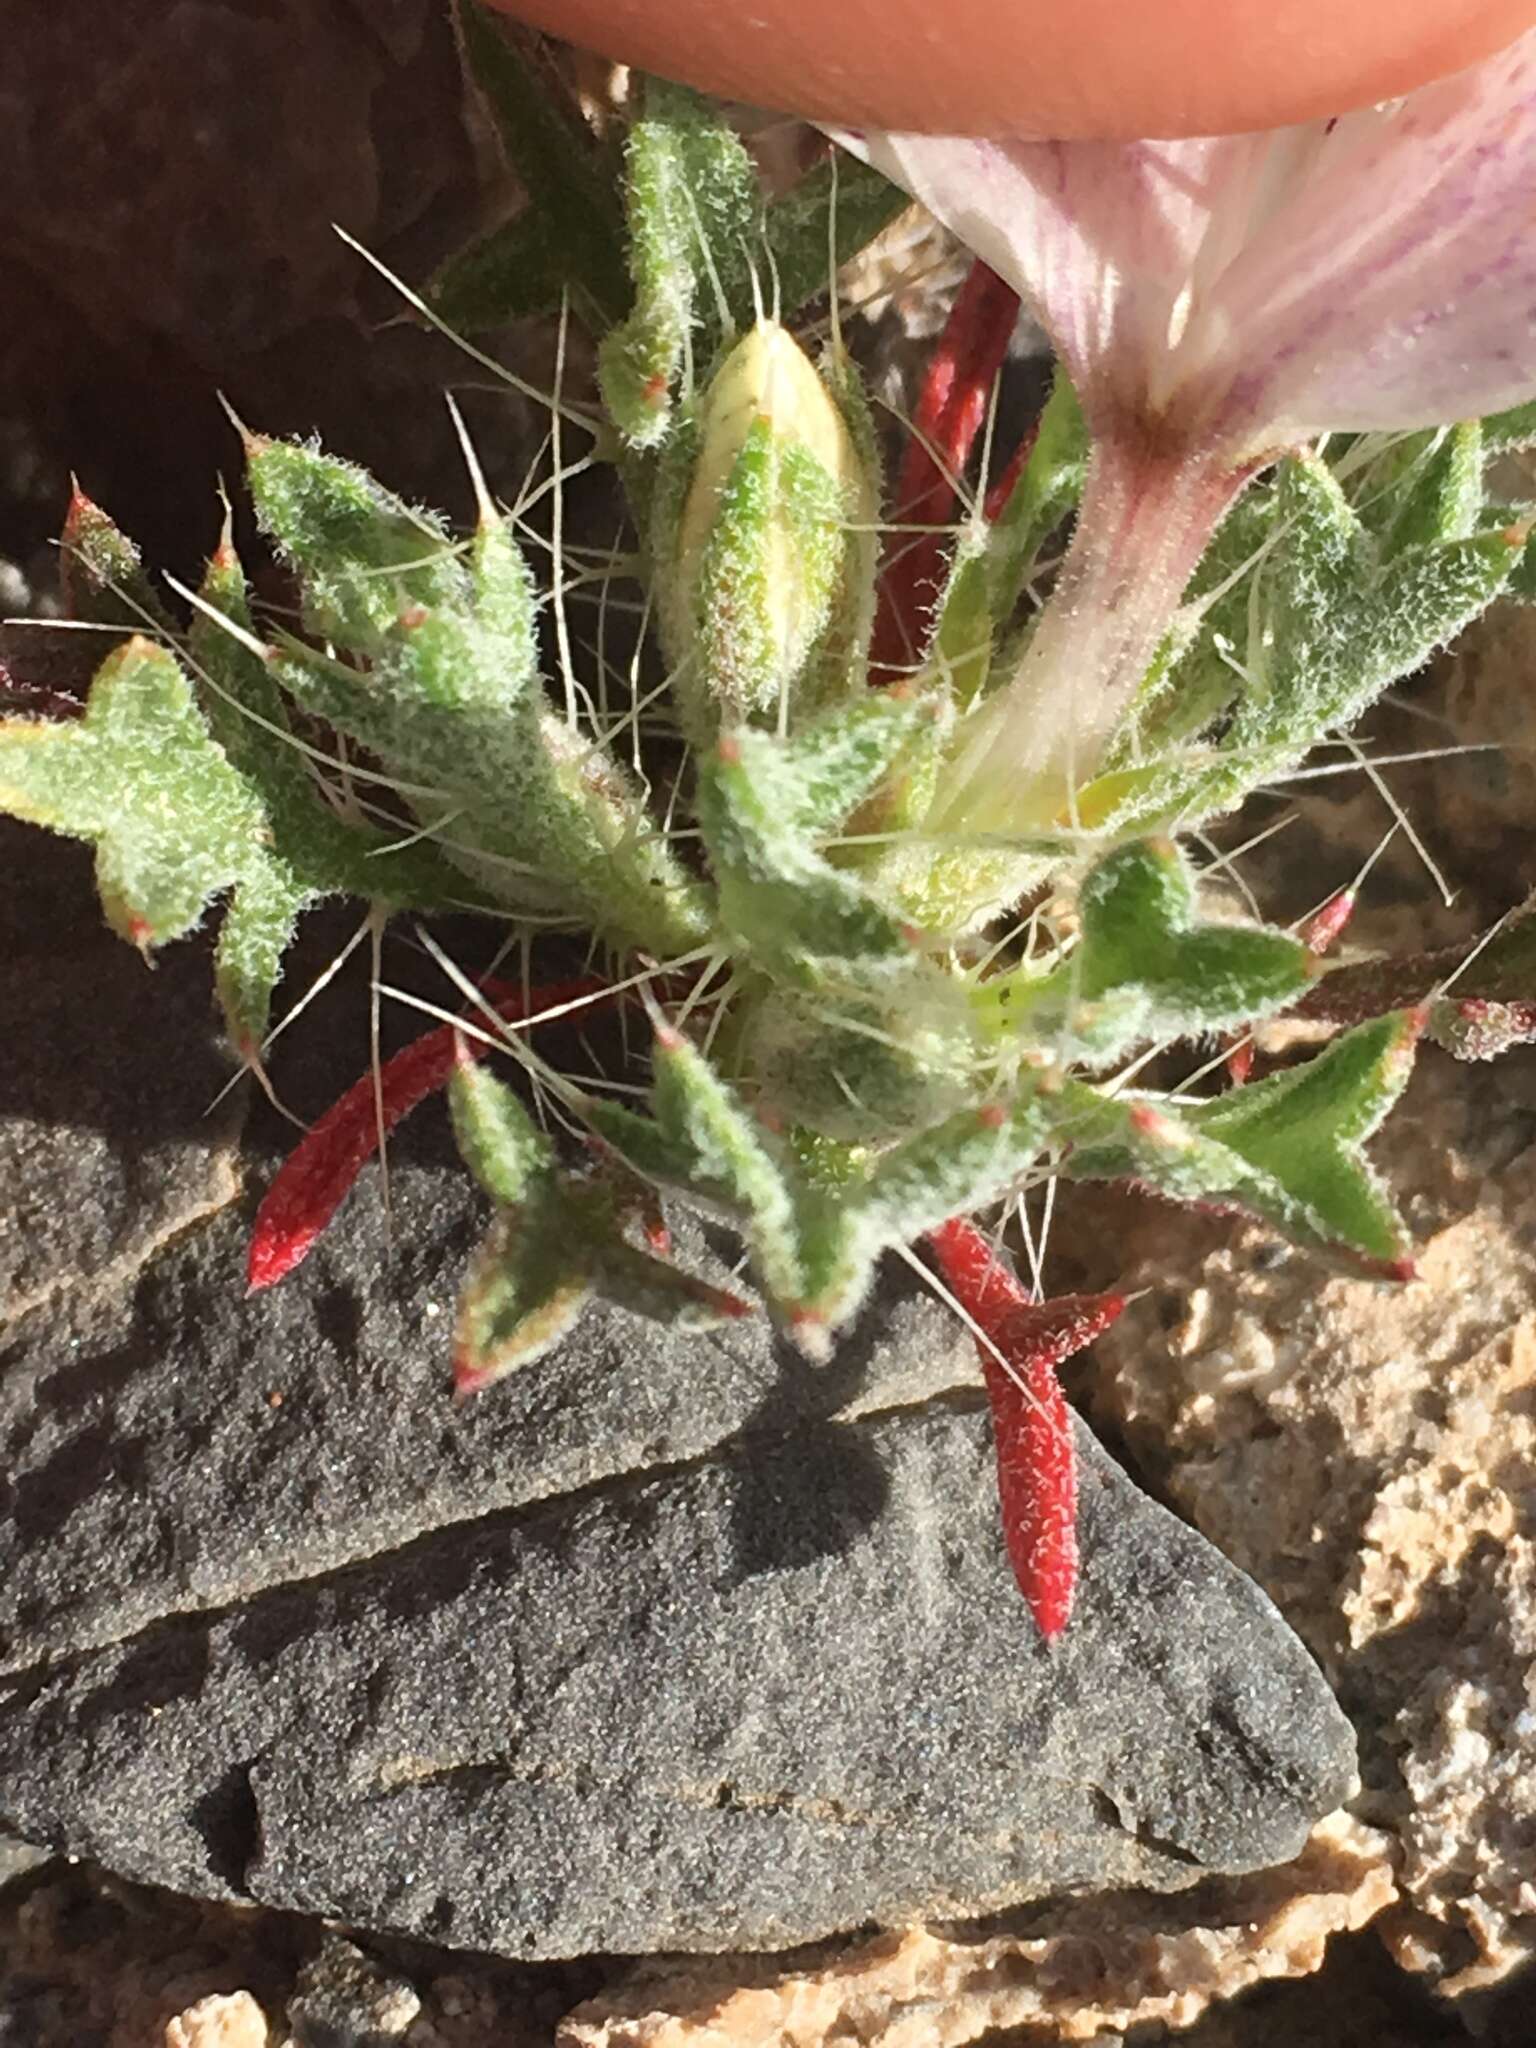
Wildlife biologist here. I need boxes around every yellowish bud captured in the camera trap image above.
[658,320,877,729]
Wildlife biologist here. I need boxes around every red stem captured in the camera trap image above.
[247,974,611,1293]
[870,260,1021,679]
[928,1216,1125,1639]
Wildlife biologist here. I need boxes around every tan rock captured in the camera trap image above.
[1083,1048,1536,1991]
[1437,606,1536,863]
[164,1990,269,2048]
[558,1814,1393,2048]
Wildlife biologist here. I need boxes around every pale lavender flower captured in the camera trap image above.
[839,30,1536,830]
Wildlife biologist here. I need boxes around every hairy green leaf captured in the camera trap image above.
[456,1205,593,1390]
[1187,1011,1418,1263]
[246,435,467,650]
[985,373,1089,644]
[697,727,912,978]
[58,488,172,632]
[449,1057,554,1208]
[1056,1013,1416,1268]
[986,839,1309,1063]
[1482,395,1536,452]
[0,636,264,946]
[599,79,761,445]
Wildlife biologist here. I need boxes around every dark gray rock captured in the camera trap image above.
[0,1400,1354,1956]
[0,829,1357,1957]
[0,0,489,366]
[0,1124,968,1676]
[0,826,241,1330]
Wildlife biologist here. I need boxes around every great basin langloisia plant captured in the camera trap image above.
[6,15,1536,1637]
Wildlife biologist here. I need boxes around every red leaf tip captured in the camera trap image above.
[1303,889,1356,956]
[1225,1039,1256,1087]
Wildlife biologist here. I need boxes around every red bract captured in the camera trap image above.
[247,975,610,1293]
[928,1216,1126,1639]
[870,260,1020,679]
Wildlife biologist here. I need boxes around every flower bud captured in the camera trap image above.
[656,320,878,732]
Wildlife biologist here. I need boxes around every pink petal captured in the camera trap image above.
[842,129,1262,436]
[1213,32,1536,438]
[844,29,1536,455]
